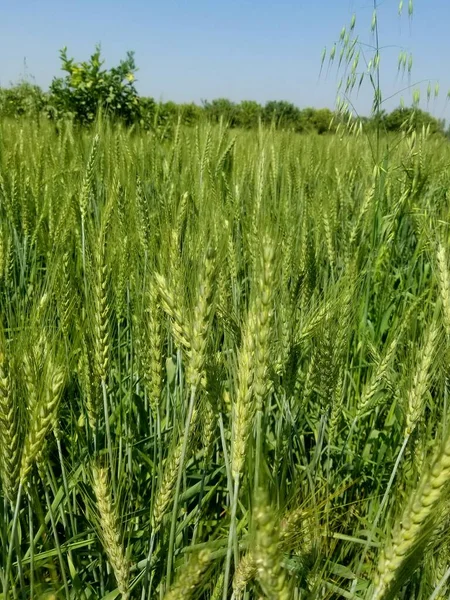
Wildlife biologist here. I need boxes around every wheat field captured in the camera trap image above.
[1,118,450,599]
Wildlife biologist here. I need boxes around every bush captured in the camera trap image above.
[48,46,140,125]
[299,107,335,134]
[263,101,302,130]
[383,107,444,134]
[0,82,47,119]
[203,98,237,125]
[235,101,262,129]
[179,103,204,126]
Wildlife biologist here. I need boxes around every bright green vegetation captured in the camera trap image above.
[1,118,450,599]
[0,44,445,137]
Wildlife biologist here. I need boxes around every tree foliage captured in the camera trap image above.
[203,98,237,125]
[0,82,46,119]
[0,47,446,138]
[383,107,444,134]
[48,46,140,124]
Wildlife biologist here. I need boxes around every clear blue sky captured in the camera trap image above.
[1,0,449,120]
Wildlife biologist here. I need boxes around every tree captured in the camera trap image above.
[263,101,302,130]
[202,99,237,125]
[0,82,46,119]
[179,103,204,126]
[296,107,335,134]
[235,100,262,129]
[384,107,443,134]
[48,45,140,124]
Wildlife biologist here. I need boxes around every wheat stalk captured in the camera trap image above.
[231,235,275,479]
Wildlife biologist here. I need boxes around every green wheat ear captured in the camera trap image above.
[20,353,66,486]
[252,489,292,600]
[92,462,130,600]
[372,428,450,600]
[0,343,21,502]
[162,550,212,600]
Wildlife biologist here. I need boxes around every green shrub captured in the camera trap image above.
[48,45,140,124]
[0,82,47,119]
[298,107,335,134]
[263,100,302,130]
[203,98,237,125]
[235,100,262,129]
[179,102,204,126]
[383,106,444,134]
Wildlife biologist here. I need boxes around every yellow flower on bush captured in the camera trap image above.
[126,73,135,83]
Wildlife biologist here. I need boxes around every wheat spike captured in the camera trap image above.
[92,463,130,600]
[163,550,211,600]
[155,272,191,351]
[0,347,21,502]
[373,429,450,599]
[231,309,256,479]
[135,284,163,416]
[405,322,438,436]
[20,359,65,485]
[93,241,110,384]
[233,553,257,599]
[437,241,450,342]
[253,235,275,412]
[253,493,292,600]
[186,249,215,390]
[152,439,184,532]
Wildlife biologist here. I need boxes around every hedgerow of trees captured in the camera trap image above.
[0,46,446,136]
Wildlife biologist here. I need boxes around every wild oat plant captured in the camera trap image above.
[0,118,450,600]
